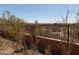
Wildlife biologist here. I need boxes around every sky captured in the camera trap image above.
[0,4,79,23]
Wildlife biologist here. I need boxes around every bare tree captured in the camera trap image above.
[75,10,79,42]
[59,7,75,55]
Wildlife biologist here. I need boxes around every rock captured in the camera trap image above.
[0,37,24,55]
[0,46,15,54]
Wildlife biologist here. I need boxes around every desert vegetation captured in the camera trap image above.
[0,9,79,55]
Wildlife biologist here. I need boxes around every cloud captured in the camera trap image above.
[24,18,76,23]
